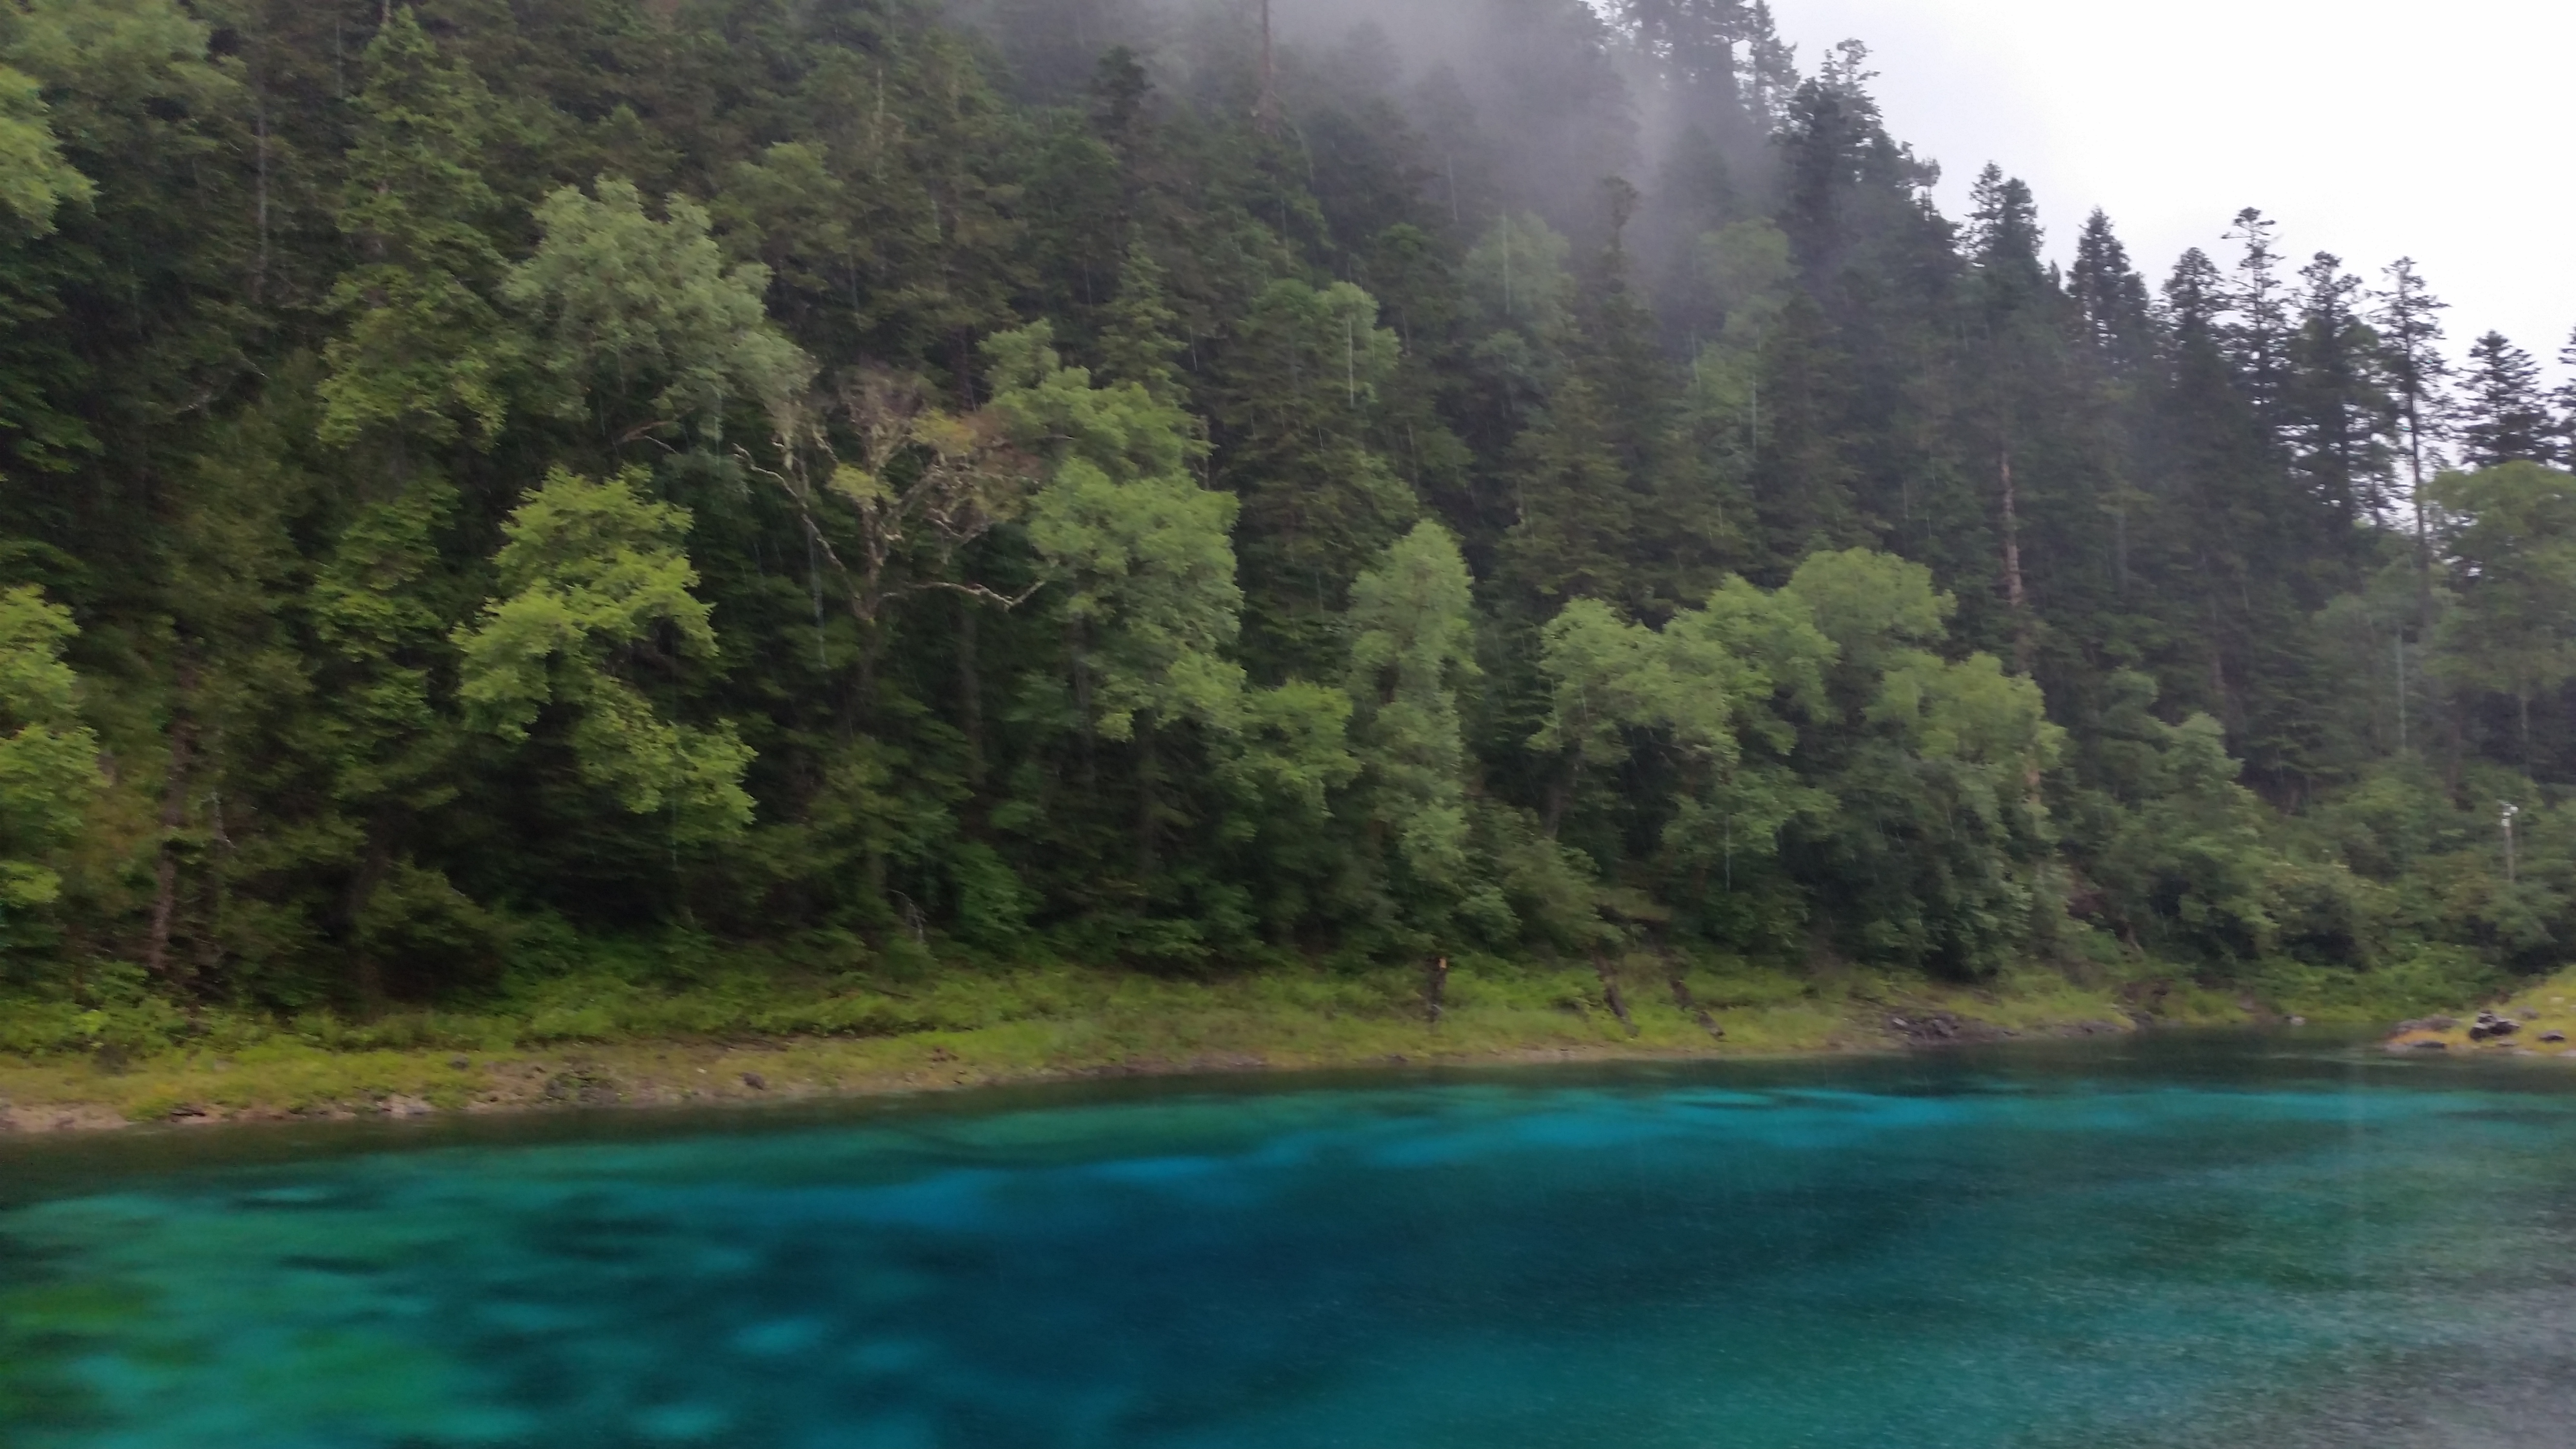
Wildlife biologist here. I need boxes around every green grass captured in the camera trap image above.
[0,954,2152,1126]
[0,946,2521,1127]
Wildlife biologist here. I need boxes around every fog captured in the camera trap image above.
[1775,0,2574,382]
[963,0,2568,377]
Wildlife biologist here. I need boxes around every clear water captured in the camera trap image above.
[5,1034,2574,1449]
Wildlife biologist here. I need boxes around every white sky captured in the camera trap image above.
[1767,0,2573,375]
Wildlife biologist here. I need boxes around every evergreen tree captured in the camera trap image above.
[1732,1,1798,130]
[2221,208,2293,433]
[2068,209,2153,366]
[2374,258,2450,589]
[2457,331,2556,468]
[318,8,518,449]
[0,0,2571,1021]
[2284,251,2396,529]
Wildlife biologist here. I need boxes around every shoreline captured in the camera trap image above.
[2382,966,2576,1061]
[0,988,2150,1135]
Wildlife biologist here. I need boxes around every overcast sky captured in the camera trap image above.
[1765,0,2570,376]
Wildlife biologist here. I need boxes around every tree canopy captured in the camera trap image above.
[0,0,2569,1016]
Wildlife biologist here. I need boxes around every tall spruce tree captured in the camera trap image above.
[2458,331,2556,468]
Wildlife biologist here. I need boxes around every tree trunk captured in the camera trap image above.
[1070,620,1096,792]
[855,624,881,727]
[956,596,984,787]
[2408,399,2433,629]
[1543,760,1578,839]
[346,835,392,1014]
[2000,444,2033,674]
[1667,967,1723,1039]
[143,669,198,983]
[1135,722,1158,883]
[1593,951,1639,1037]
[1255,0,1279,135]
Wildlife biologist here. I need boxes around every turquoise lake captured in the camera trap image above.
[5,1034,2574,1448]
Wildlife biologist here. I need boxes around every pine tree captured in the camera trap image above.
[2560,327,2576,464]
[2458,331,2556,468]
[1963,163,2051,671]
[2285,252,2396,529]
[2068,209,2153,366]
[319,8,517,449]
[1733,1,1798,130]
[1209,278,1413,678]
[1612,0,1750,137]
[2374,258,2450,596]
[2221,208,2292,434]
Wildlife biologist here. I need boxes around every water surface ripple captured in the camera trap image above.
[4,1034,2572,1448]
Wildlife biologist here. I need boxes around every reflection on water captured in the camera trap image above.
[4,1035,2575,1448]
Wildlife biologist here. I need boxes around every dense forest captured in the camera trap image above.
[0,0,2572,1027]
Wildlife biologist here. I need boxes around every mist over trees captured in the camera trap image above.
[0,0,2572,1017]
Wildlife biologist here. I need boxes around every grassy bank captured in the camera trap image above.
[0,950,2501,1131]
[2383,964,2576,1058]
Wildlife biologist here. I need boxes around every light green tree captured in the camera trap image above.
[1778,550,2064,976]
[1658,577,1836,932]
[988,323,1246,743]
[1694,218,1795,343]
[453,468,753,842]
[2431,461,2576,768]
[1532,597,1678,837]
[1345,520,1500,935]
[504,176,811,441]
[1462,213,1575,340]
[0,61,86,234]
[0,585,98,920]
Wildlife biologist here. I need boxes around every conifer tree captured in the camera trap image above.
[319,8,517,449]
[2221,208,2293,434]
[1210,279,1412,677]
[2068,209,2153,366]
[2457,331,2556,468]
[2374,258,2451,595]
[2285,252,2396,529]
[2560,327,2576,464]
[1732,1,1798,130]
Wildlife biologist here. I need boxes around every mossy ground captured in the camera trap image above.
[0,955,2162,1129]
[0,949,2506,1131]
[2383,964,2576,1060]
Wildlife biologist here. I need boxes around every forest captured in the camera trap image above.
[0,0,2573,1041]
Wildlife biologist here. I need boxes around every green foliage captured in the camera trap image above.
[454,467,752,840]
[319,10,518,448]
[0,63,85,234]
[996,324,1246,741]
[1344,521,1496,937]
[504,177,811,438]
[1,0,2569,1026]
[2431,462,2576,741]
[0,585,97,922]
